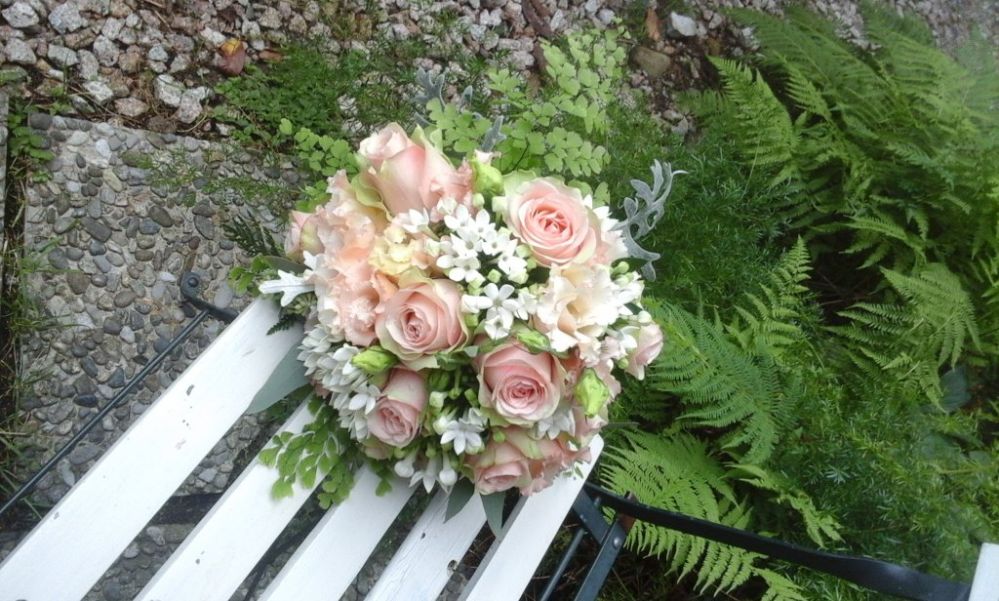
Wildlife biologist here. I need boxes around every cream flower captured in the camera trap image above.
[534,264,621,361]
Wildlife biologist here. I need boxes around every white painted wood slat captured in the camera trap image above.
[259,467,415,601]
[136,402,320,601]
[0,299,300,601]
[459,436,604,601]
[970,543,999,601]
[365,488,487,601]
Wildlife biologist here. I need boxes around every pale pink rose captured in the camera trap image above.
[358,123,417,170]
[477,342,564,426]
[626,323,664,380]
[360,125,472,217]
[467,430,535,495]
[367,368,428,448]
[571,405,607,448]
[374,275,468,369]
[521,437,574,495]
[284,211,323,261]
[503,178,600,267]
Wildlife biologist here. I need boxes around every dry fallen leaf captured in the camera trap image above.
[258,49,284,63]
[645,7,663,42]
[218,38,247,76]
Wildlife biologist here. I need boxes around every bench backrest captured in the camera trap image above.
[0,299,601,601]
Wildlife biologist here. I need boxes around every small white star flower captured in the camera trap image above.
[396,209,430,234]
[434,408,486,455]
[534,405,576,439]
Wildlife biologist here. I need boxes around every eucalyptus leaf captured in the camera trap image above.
[445,479,475,522]
[247,345,309,414]
[262,255,306,274]
[481,491,507,536]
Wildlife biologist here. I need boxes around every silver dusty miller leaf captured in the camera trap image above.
[413,67,446,126]
[614,160,686,281]
[412,67,507,151]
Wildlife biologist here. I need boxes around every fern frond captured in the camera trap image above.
[698,57,799,185]
[883,265,980,366]
[650,304,786,464]
[730,463,842,547]
[831,264,980,401]
[728,239,812,358]
[756,568,808,601]
[601,430,759,594]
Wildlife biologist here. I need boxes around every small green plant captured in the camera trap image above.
[214,39,466,147]
[6,107,55,183]
[425,29,628,194]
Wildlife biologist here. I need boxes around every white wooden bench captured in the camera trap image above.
[1,297,997,601]
[0,299,602,601]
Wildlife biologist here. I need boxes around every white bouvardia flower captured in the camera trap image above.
[461,283,538,339]
[534,404,576,439]
[434,408,487,455]
[410,454,440,493]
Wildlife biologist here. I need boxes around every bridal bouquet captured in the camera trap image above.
[256,123,665,503]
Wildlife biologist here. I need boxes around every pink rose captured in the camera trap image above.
[367,368,428,448]
[502,178,600,267]
[477,342,564,426]
[626,323,664,380]
[521,437,574,495]
[284,211,323,261]
[467,429,535,495]
[375,275,468,369]
[571,405,607,448]
[358,123,416,169]
[359,124,472,218]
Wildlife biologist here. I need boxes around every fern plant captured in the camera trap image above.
[831,263,980,402]
[686,3,999,354]
[651,303,787,465]
[601,430,775,596]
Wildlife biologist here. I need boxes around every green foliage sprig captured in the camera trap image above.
[259,396,366,508]
[425,29,627,193]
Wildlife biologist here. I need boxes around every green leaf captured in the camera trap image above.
[481,491,508,536]
[259,446,279,467]
[940,366,971,412]
[261,255,306,274]
[445,480,475,522]
[272,478,294,499]
[246,345,309,414]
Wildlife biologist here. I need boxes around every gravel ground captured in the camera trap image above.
[1,0,994,133]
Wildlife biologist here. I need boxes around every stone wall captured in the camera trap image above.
[0,112,302,598]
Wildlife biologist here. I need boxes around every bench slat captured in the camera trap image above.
[0,299,299,601]
[136,402,320,601]
[365,487,487,601]
[459,436,604,601]
[970,543,999,601]
[259,467,415,601]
